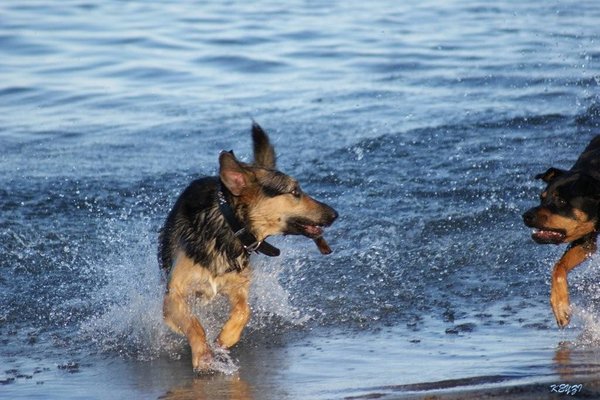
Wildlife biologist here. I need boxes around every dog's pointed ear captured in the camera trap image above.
[576,174,600,199]
[219,151,249,195]
[535,167,566,183]
[252,121,276,169]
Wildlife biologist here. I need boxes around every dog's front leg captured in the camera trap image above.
[163,290,213,371]
[217,277,251,349]
[551,236,597,328]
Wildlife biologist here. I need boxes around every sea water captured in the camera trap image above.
[1,0,600,398]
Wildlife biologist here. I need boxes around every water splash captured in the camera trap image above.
[78,217,178,361]
[79,218,309,364]
[209,346,239,375]
[571,255,600,344]
[248,255,311,330]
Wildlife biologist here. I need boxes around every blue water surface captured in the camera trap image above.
[1,0,600,399]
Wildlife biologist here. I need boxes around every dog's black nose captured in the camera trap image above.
[331,208,339,222]
[522,210,535,226]
[315,200,338,226]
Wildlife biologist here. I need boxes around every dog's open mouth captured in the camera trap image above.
[288,218,328,239]
[532,228,566,244]
[286,216,336,254]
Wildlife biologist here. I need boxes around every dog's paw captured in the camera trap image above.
[192,349,214,373]
[551,299,571,328]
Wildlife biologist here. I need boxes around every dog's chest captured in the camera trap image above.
[184,252,250,302]
[194,275,221,302]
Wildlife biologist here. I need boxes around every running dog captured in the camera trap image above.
[523,135,600,327]
[158,122,338,371]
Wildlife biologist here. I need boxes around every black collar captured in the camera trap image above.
[217,182,280,257]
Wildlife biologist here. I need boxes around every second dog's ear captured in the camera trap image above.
[535,167,566,183]
[574,174,600,199]
[252,121,276,169]
[219,151,249,195]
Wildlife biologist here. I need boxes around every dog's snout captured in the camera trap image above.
[522,209,536,226]
[311,197,338,226]
[324,205,338,225]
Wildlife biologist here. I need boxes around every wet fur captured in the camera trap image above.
[158,122,337,371]
[523,135,600,328]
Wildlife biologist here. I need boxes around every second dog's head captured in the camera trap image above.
[219,122,338,241]
[522,167,600,244]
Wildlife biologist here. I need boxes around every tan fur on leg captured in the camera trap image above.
[217,273,251,348]
[163,252,218,371]
[163,290,212,370]
[551,239,596,327]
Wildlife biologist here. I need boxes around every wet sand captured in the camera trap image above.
[160,379,600,400]
[4,320,600,400]
[390,379,600,399]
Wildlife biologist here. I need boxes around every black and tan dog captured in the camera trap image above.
[523,135,600,328]
[158,122,338,371]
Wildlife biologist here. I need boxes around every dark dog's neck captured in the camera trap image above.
[217,181,281,258]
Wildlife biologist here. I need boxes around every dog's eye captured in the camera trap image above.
[290,187,302,198]
[555,196,567,207]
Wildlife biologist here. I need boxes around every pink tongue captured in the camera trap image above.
[304,225,323,236]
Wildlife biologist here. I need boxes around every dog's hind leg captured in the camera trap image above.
[217,272,251,349]
[551,235,597,328]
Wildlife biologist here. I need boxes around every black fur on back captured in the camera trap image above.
[158,177,249,276]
